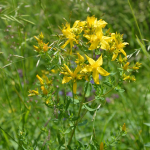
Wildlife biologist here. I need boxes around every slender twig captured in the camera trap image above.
[67,84,88,146]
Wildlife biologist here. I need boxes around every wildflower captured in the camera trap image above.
[132,62,142,70]
[42,74,52,85]
[86,16,107,30]
[33,45,40,52]
[100,142,104,150]
[61,21,80,54]
[39,32,44,40]
[28,89,39,96]
[61,64,82,94]
[41,86,48,95]
[45,100,49,104]
[123,74,130,81]
[36,74,44,85]
[81,55,110,84]
[130,75,136,81]
[86,16,97,28]
[43,43,51,52]
[122,123,126,132]
[110,33,129,61]
[84,29,111,50]
[123,62,130,71]
[75,53,84,65]
[118,54,127,64]
[34,36,42,44]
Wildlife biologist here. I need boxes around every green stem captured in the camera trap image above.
[67,85,87,146]
[72,82,76,142]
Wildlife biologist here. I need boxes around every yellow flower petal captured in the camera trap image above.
[62,76,72,84]
[112,53,118,61]
[73,81,77,94]
[122,123,126,132]
[36,74,44,85]
[95,55,103,66]
[92,68,99,84]
[75,53,84,64]
[74,65,81,76]
[80,65,92,73]
[123,62,130,71]
[120,49,126,56]
[100,142,104,150]
[97,67,110,76]
[72,20,80,28]
[61,39,70,49]
[41,86,48,95]
[85,54,95,65]
[64,64,73,76]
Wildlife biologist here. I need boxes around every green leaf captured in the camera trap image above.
[95,96,105,101]
[65,97,71,110]
[85,82,92,97]
[57,133,61,144]
[64,127,73,134]
[115,86,125,93]
[25,106,31,123]
[84,81,92,97]
[1,130,9,146]
[95,49,101,55]
[19,17,35,25]
[82,104,98,112]
[143,123,150,127]
[70,98,79,104]
[144,143,150,147]
[103,81,113,87]
[77,140,84,148]
[78,119,88,126]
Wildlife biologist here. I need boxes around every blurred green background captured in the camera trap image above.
[0,0,150,149]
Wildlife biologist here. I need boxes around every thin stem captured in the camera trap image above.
[67,84,87,146]
[72,82,76,142]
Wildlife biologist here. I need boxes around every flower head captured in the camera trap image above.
[81,55,110,84]
[61,64,82,94]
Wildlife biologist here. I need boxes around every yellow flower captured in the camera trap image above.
[86,16,107,29]
[28,89,39,96]
[118,54,127,64]
[42,74,52,85]
[100,142,104,150]
[43,42,51,52]
[136,62,142,67]
[34,36,43,44]
[122,123,126,132]
[123,74,130,81]
[132,62,142,70]
[111,33,129,61]
[75,53,85,65]
[85,29,111,50]
[61,22,80,54]
[61,64,82,94]
[130,75,136,81]
[39,32,44,40]
[33,45,40,52]
[36,74,44,85]
[81,55,110,84]
[123,62,130,71]
[41,86,48,95]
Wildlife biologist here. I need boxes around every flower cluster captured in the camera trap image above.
[28,73,52,96]
[33,32,51,52]
[60,16,141,93]
[29,16,141,95]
